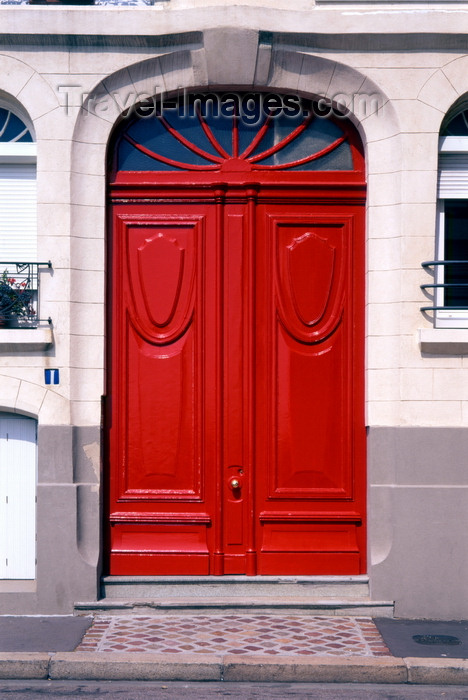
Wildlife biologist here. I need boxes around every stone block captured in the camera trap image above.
[367,335,400,370]
[70,334,104,369]
[204,28,258,86]
[40,389,70,426]
[0,55,34,99]
[70,400,102,426]
[406,658,468,685]
[49,652,222,680]
[128,56,165,101]
[73,110,113,147]
[17,72,59,122]
[15,381,47,418]
[69,48,151,77]
[71,142,106,178]
[297,53,335,99]
[159,50,195,95]
[70,205,105,240]
[223,655,407,683]
[254,43,272,87]
[73,425,101,483]
[368,270,401,305]
[367,172,401,207]
[69,302,104,338]
[37,171,70,206]
[70,173,104,208]
[367,302,400,337]
[38,425,73,483]
[0,653,50,680]
[0,375,21,410]
[70,236,105,272]
[367,369,400,402]
[365,67,434,101]
[268,49,302,92]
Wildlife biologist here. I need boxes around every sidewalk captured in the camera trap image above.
[0,613,467,684]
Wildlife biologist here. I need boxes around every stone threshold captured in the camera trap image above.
[74,597,395,617]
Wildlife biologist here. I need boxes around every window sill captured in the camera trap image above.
[0,326,53,352]
[419,328,468,354]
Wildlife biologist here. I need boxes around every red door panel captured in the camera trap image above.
[254,205,365,574]
[108,205,220,574]
[107,194,365,576]
[260,212,352,498]
[221,207,254,574]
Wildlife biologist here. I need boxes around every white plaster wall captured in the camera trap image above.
[0,7,467,430]
[2,3,468,618]
[0,55,70,425]
[64,37,396,428]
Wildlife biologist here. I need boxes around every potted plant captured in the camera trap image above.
[0,270,36,327]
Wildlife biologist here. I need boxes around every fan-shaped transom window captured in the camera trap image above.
[116,93,357,174]
[0,108,33,144]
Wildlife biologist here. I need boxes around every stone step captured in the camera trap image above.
[74,575,394,617]
[74,596,394,617]
[101,575,370,600]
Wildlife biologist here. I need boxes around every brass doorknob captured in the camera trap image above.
[229,478,240,490]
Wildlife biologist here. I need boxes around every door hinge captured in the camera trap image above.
[5,496,7,504]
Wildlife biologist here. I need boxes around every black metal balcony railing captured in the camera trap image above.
[0,262,52,328]
[421,260,468,312]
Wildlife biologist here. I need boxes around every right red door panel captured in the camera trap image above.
[254,204,365,574]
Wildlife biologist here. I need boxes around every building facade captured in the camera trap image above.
[1,0,468,618]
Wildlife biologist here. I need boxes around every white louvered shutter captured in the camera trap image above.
[0,414,36,579]
[0,163,37,262]
[438,154,468,198]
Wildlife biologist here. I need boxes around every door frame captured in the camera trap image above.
[105,96,367,576]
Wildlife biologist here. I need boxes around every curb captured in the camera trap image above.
[0,653,468,684]
[0,654,50,680]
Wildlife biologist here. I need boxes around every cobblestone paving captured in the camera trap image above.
[77,615,391,656]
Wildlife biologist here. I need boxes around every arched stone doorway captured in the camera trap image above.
[106,92,366,576]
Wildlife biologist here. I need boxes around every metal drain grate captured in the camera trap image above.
[412,634,461,646]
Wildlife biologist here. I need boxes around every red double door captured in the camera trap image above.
[107,185,366,576]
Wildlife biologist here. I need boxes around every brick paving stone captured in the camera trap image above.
[76,614,392,657]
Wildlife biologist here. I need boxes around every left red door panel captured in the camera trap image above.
[107,203,220,574]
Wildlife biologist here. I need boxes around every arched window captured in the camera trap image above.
[106,92,366,577]
[0,105,48,328]
[423,106,468,328]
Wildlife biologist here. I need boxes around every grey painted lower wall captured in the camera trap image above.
[2,424,468,617]
[0,425,101,615]
[368,427,468,620]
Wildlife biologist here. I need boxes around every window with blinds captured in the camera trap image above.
[0,163,37,261]
[433,110,468,327]
[0,108,37,264]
